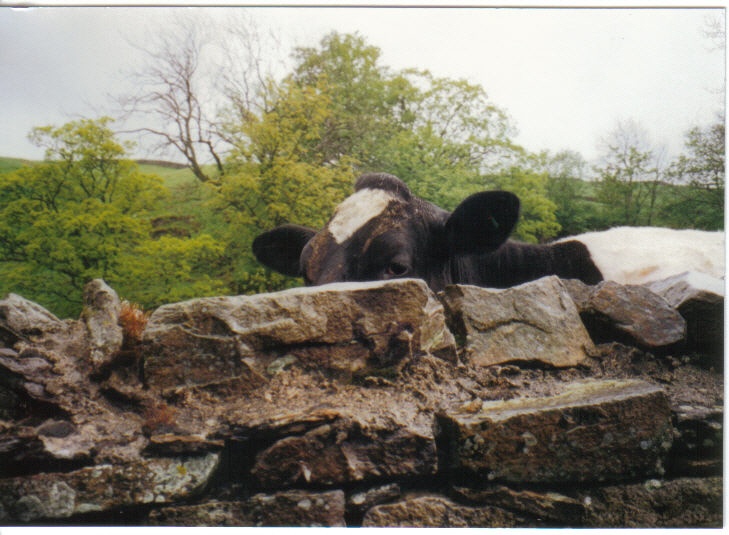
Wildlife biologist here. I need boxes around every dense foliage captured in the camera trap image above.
[0,32,723,317]
[0,119,227,316]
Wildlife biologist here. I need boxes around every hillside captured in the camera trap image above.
[0,156,34,174]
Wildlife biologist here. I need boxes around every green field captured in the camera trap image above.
[0,157,33,175]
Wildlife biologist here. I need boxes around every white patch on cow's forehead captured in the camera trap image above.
[328,188,396,244]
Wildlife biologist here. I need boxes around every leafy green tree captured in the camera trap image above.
[217,80,356,293]
[0,118,226,317]
[381,71,522,210]
[290,32,404,169]
[527,150,600,236]
[663,116,724,229]
[289,33,522,211]
[116,234,228,308]
[594,120,662,226]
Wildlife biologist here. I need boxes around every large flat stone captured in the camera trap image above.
[580,281,686,348]
[251,418,436,488]
[148,489,346,527]
[439,276,593,368]
[0,453,219,523]
[647,271,724,358]
[361,494,522,527]
[143,279,456,390]
[436,379,673,484]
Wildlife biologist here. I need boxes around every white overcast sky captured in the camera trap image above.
[0,4,725,166]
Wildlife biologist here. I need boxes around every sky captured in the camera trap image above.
[0,5,725,167]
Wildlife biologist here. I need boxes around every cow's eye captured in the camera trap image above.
[386,261,409,277]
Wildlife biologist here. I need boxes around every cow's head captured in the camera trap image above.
[252,173,520,290]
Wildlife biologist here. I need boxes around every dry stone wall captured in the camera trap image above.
[0,274,723,527]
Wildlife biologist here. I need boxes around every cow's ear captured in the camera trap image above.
[252,224,316,277]
[444,191,520,254]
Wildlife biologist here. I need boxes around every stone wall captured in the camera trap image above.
[0,274,722,527]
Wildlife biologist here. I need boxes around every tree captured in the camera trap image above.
[663,116,724,229]
[524,149,598,236]
[116,234,228,308]
[0,118,163,315]
[594,120,663,226]
[290,32,401,169]
[118,13,277,185]
[0,118,226,317]
[216,80,356,294]
[289,32,522,209]
[382,71,521,210]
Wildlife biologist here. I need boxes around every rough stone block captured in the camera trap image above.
[81,279,123,370]
[577,476,722,527]
[148,490,346,527]
[436,379,673,484]
[347,483,401,517]
[143,279,456,390]
[361,494,522,527]
[251,418,436,488]
[0,453,219,523]
[0,293,64,343]
[439,276,593,368]
[452,485,585,524]
[647,271,724,358]
[583,281,686,348]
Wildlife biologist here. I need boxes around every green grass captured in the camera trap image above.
[0,157,33,174]
[138,163,197,189]
[135,162,226,238]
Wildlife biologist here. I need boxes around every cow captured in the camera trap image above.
[253,173,725,291]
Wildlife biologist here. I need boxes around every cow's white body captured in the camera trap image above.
[564,227,725,285]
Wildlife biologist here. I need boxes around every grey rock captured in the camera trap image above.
[647,271,724,358]
[362,494,522,527]
[579,281,686,349]
[143,279,456,390]
[0,293,64,342]
[82,279,123,370]
[440,276,593,368]
[0,454,219,522]
[436,379,673,484]
[647,271,724,309]
[148,489,346,527]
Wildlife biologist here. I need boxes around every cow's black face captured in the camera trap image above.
[297,177,422,285]
[252,173,520,290]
